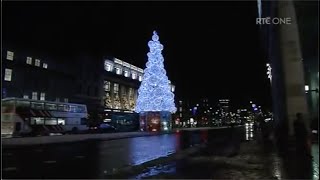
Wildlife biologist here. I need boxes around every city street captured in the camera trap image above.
[2,127,243,179]
[2,1,318,179]
[2,126,319,179]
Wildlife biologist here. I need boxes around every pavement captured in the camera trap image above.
[2,126,238,147]
[1,131,169,147]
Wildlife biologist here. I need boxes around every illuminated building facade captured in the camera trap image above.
[2,49,175,131]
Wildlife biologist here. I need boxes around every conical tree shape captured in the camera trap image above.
[135,31,177,113]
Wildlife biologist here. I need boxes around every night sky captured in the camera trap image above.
[3,1,272,110]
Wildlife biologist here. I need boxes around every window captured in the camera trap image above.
[32,92,38,100]
[124,70,130,77]
[64,98,68,103]
[35,59,41,67]
[26,57,32,64]
[43,63,48,69]
[23,95,29,99]
[64,105,70,111]
[132,72,137,79]
[4,69,12,81]
[139,75,143,81]
[104,81,110,91]
[45,118,58,125]
[40,92,46,101]
[105,63,113,72]
[56,97,60,102]
[31,102,44,109]
[171,85,175,92]
[114,83,119,93]
[16,100,30,108]
[57,105,65,111]
[45,103,57,110]
[76,106,86,113]
[116,67,122,75]
[305,85,309,91]
[6,51,14,60]
[31,117,44,125]
[58,118,65,125]
[70,105,77,112]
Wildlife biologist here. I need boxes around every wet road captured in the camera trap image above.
[2,127,243,179]
[3,126,317,179]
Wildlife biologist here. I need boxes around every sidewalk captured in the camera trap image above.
[1,131,172,147]
[124,132,318,179]
[2,126,235,147]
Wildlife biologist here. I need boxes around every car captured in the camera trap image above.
[97,123,117,133]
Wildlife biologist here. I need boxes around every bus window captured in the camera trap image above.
[64,105,70,112]
[31,102,44,110]
[16,100,30,108]
[45,118,58,125]
[70,105,77,112]
[2,100,15,113]
[77,106,86,113]
[57,105,65,111]
[45,103,57,110]
[31,117,44,125]
[58,118,65,125]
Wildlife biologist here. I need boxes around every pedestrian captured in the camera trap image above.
[293,113,311,156]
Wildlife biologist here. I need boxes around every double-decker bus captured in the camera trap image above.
[1,98,89,137]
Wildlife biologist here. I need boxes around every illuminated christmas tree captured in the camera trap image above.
[135,31,176,131]
[135,31,177,113]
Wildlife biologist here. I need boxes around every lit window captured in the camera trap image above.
[104,81,110,91]
[171,85,175,92]
[139,75,143,81]
[305,85,309,91]
[179,107,182,111]
[124,70,129,77]
[114,83,119,93]
[116,67,122,75]
[35,59,41,67]
[43,63,48,69]
[105,63,113,72]
[58,118,65,125]
[132,72,137,79]
[40,92,46,101]
[32,92,38,100]
[26,57,32,64]
[23,95,29,99]
[6,51,14,60]
[4,69,12,81]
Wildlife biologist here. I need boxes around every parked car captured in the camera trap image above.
[88,123,117,133]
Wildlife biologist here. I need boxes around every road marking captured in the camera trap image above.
[3,167,17,171]
[43,160,56,164]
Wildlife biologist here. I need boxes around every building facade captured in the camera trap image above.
[2,49,74,102]
[2,49,175,131]
[259,0,315,142]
